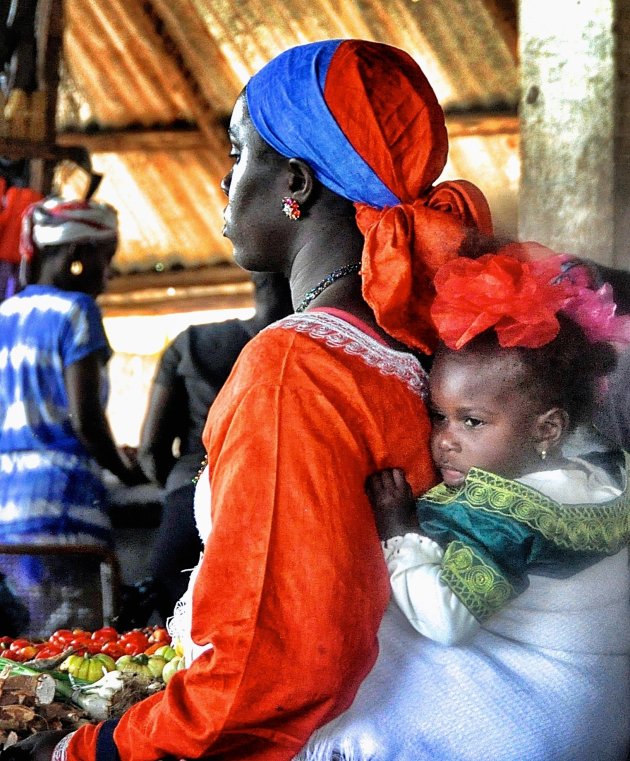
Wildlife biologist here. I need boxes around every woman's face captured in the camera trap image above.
[221,93,289,272]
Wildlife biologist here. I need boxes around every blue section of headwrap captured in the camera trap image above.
[245,40,400,209]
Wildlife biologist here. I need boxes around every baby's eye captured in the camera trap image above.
[429,410,446,423]
[464,417,484,428]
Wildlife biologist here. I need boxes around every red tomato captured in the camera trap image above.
[143,642,163,655]
[71,639,103,655]
[148,627,170,644]
[35,644,62,659]
[119,630,149,656]
[91,627,118,643]
[9,639,31,652]
[0,636,13,647]
[0,650,18,661]
[100,641,125,660]
[70,631,90,643]
[15,645,37,661]
[50,629,74,645]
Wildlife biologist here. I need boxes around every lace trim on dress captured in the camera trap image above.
[51,731,75,761]
[270,312,429,398]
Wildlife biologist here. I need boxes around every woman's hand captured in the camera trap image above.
[117,457,150,487]
[365,468,418,541]
[0,730,70,761]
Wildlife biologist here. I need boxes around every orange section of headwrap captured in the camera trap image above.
[357,179,493,353]
[324,40,448,202]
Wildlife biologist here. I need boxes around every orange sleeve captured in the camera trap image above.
[67,332,434,761]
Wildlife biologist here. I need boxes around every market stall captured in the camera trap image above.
[0,625,181,746]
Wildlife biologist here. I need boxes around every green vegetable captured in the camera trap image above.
[154,645,176,662]
[161,656,185,684]
[60,653,117,683]
[115,654,153,677]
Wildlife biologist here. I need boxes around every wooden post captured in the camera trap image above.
[519,0,630,266]
[28,0,64,194]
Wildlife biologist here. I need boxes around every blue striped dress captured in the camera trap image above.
[0,284,112,546]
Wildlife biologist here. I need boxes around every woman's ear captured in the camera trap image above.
[287,158,316,205]
[533,407,570,455]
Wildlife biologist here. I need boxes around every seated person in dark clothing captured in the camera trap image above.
[138,271,293,492]
[118,272,292,625]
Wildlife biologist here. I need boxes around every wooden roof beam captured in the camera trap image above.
[56,110,520,154]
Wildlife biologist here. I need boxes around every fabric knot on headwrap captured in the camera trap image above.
[19,197,118,262]
[356,180,492,353]
[430,247,630,350]
[246,39,493,352]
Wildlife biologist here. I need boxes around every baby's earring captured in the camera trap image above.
[281,197,301,221]
[536,444,547,461]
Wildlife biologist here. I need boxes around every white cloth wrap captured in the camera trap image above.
[296,595,630,761]
[296,461,630,761]
[166,466,213,665]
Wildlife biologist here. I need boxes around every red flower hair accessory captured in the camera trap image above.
[431,253,577,349]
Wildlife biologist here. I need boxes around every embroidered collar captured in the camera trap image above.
[270,311,428,398]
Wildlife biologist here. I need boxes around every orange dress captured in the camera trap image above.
[66,311,435,761]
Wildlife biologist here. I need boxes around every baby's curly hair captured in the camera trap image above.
[439,315,617,430]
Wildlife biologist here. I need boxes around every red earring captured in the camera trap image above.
[281,197,301,221]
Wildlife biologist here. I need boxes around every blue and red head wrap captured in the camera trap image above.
[246,39,493,352]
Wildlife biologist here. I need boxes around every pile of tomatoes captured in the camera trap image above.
[0,625,171,663]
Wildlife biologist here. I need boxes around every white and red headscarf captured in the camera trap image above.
[19,197,118,261]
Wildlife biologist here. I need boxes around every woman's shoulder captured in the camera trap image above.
[239,311,428,396]
[0,285,97,319]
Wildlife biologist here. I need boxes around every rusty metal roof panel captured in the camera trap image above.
[57,143,233,273]
[60,0,518,131]
[56,0,519,274]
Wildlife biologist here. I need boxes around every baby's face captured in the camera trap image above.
[428,350,543,487]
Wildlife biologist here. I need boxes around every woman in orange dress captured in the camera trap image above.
[17,40,491,761]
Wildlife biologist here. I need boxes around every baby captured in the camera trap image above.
[367,253,630,645]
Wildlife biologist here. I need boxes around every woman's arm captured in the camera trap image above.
[137,381,181,485]
[64,382,395,761]
[64,354,146,486]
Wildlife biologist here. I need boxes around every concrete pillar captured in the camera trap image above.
[519,0,630,266]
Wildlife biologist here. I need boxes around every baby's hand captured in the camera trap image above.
[365,468,418,541]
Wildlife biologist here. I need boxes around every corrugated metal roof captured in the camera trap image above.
[54,0,519,275]
[62,0,518,129]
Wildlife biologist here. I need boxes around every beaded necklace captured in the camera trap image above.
[295,262,361,313]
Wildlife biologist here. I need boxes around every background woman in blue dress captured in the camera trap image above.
[0,197,145,635]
